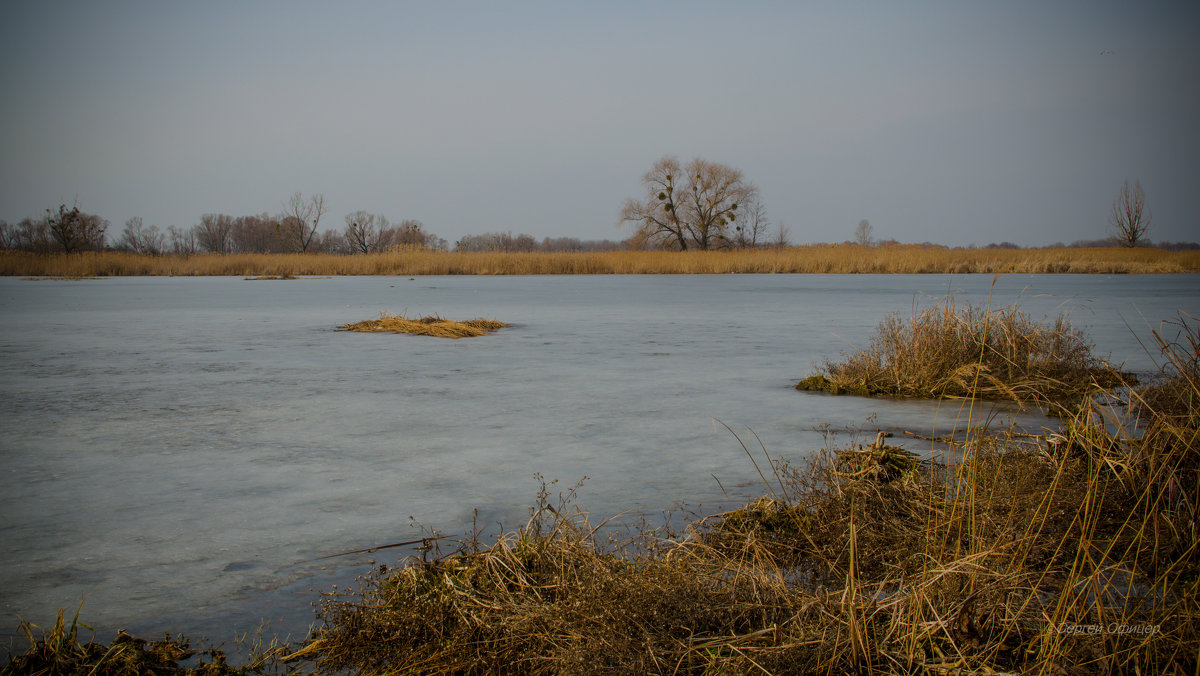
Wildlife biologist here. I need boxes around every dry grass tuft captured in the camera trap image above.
[303,479,804,675]
[0,605,285,675]
[799,296,1128,413]
[340,314,508,338]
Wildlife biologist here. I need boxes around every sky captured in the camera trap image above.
[1,1,1197,248]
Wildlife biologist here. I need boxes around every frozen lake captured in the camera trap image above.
[1,273,1197,650]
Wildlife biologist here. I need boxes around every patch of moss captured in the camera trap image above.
[794,374,875,397]
[794,375,831,392]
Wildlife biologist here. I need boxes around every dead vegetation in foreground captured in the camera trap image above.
[293,319,1197,675]
[0,607,285,675]
[339,314,508,339]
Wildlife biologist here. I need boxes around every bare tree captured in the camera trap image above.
[195,213,234,253]
[47,203,107,253]
[854,219,874,246]
[167,225,197,254]
[773,221,791,248]
[344,213,446,252]
[310,228,348,254]
[344,211,392,253]
[426,233,449,252]
[118,217,165,254]
[142,224,165,254]
[279,192,327,253]
[394,218,419,247]
[47,204,81,253]
[620,156,759,251]
[620,156,690,250]
[1109,180,1151,247]
[118,217,144,252]
[680,158,757,249]
[405,220,447,250]
[733,198,770,248]
[6,217,54,252]
[231,214,284,253]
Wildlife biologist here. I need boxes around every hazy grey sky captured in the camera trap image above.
[2,1,1197,247]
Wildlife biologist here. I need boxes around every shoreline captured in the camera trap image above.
[9,417,1193,674]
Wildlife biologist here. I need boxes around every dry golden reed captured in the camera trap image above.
[799,295,1127,411]
[3,244,1199,277]
[340,314,508,338]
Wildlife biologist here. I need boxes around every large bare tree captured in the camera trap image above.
[4,217,54,252]
[680,158,757,250]
[395,219,437,248]
[621,156,758,250]
[1109,180,1151,247]
[344,211,392,253]
[620,156,689,250]
[47,203,107,253]
[118,217,165,254]
[279,192,327,253]
[167,225,196,254]
[195,213,234,253]
[231,214,284,253]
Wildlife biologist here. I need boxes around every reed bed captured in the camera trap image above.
[3,245,1199,277]
[798,296,1128,413]
[340,314,508,338]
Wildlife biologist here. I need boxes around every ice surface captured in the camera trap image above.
[0,273,1195,647]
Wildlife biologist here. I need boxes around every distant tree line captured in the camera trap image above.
[0,203,110,253]
[1030,239,1199,251]
[149,204,452,255]
[453,232,626,253]
[0,195,629,255]
[852,239,1199,251]
[0,193,453,255]
[838,236,1197,251]
[4,178,1192,254]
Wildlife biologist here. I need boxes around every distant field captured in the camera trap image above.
[3,245,1199,277]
